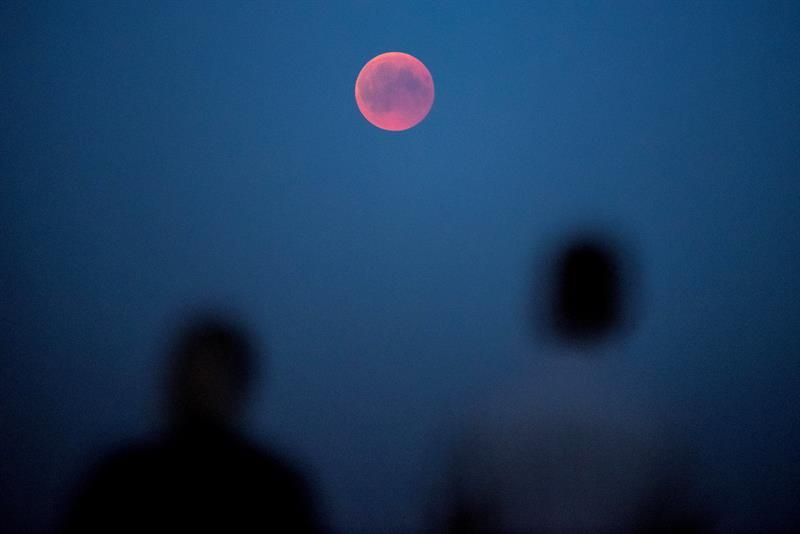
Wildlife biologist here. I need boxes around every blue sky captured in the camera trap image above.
[2,2,799,531]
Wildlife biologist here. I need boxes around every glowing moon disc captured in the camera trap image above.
[355,52,434,131]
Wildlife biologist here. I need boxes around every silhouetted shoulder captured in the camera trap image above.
[235,438,321,527]
[64,436,320,533]
[62,442,163,532]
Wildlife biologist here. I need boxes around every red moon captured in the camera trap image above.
[355,52,434,131]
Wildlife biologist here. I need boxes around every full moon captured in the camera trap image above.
[355,52,434,131]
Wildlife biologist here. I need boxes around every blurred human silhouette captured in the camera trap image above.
[437,232,709,533]
[548,238,626,341]
[64,314,320,532]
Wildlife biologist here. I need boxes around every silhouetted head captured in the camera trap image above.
[534,233,636,345]
[165,315,257,431]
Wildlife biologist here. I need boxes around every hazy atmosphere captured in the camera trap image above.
[2,2,799,531]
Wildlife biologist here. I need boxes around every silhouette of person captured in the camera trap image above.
[438,233,709,532]
[64,314,320,532]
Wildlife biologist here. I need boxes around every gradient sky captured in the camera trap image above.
[2,1,800,531]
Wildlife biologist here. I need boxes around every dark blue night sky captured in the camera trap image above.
[2,2,799,531]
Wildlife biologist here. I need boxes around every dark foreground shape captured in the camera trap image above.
[64,314,319,532]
